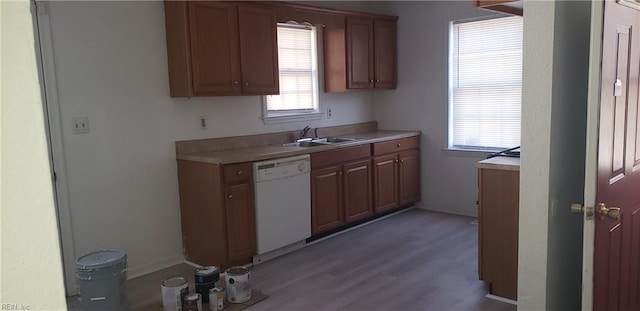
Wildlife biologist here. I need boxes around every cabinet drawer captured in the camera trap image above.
[311,144,371,169]
[373,136,419,156]
[223,162,252,183]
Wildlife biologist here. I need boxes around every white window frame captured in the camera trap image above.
[263,23,322,125]
[447,15,523,152]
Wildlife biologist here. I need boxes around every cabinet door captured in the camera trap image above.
[346,17,374,89]
[373,19,397,89]
[188,2,241,95]
[344,159,373,223]
[373,154,399,213]
[224,183,256,265]
[238,6,279,95]
[399,149,420,205]
[311,166,343,234]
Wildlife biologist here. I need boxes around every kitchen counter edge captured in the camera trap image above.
[177,131,421,164]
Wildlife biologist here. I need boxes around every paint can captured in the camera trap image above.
[161,276,188,311]
[208,287,226,311]
[195,266,219,303]
[184,293,202,311]
[225,267,251,303]
[75,249,127,311]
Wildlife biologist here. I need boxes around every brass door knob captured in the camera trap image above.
[598,203,621,220]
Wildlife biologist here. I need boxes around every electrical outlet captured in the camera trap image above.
[327,107,333,119]
[72,117,89,134]
[199,116,207,130]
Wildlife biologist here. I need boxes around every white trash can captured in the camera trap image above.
[76,249,127,311]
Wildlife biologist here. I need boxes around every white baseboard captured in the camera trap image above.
[485,294,518,305]
[127,254,185,280]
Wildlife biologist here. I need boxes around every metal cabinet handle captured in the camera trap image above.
[228,194,233,199]
[376,79,380,82]
[237,170,243,175]
[243,82,249,86]
[397,143,402,148]
[233,81,240,85]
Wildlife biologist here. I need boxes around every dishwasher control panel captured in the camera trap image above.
[253,154,310,183]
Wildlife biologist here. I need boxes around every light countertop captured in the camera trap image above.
[476,156,520,171]
[177,130,421,164]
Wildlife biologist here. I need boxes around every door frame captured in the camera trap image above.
[582,0,604,309]
[32,0,78,295]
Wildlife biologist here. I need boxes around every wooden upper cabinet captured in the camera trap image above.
[344,16,397,90]
[237,6,279,95]
[373,19,397,89]
[164,1,278,97]
[472,0,523,16]
[346,17,374,89]
[188,2,241,95]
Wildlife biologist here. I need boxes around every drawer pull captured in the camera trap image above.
[228,194,233,199]
[397,143,402,148]
[237,170,243,175]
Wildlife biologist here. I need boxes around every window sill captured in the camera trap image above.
[263,112,323,125]
[442,148,494,158]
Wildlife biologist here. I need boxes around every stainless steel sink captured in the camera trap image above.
[281,137,361,147]
[314,137,359,143]
[282,141,327,147]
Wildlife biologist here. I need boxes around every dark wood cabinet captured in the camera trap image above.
[345,16,397,90]
[311,145,372,235]
[372,137,421,213]
[346,17,374,89]
[177,160,256,269]
[311,165,344,234]
[477,158,520,300]
[344,159,373,222]
[472,0,523,16]
[399,149,420,205]
[165,1,278,97]
[224,182,256,265]
[373,19,397,89]
[372,154,398,212]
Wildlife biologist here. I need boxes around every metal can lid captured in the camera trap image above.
[186,293,200,301]
[196,266,218,276]
[210,287,224,293]
[226,266,249,276]
[162,276,188,287]
[76,249,126,270]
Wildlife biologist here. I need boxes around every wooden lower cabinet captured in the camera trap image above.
[343,159,373,222]
[373,154,398,213]
[311,145,372,235]
[477,163,519,300]
[372,137,421,214]
[177,160,256,269]
[311,165,343,234]
[399,149,420,205]
[224,183,256,265]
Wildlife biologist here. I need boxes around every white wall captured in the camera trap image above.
[519,1,591,310]
[0,0,67,309]
[372,1,496,216]
[45,0,375,282]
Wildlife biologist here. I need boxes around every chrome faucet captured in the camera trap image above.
[298,126,311,140]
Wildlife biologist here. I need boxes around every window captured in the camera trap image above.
[449,16,523,150]
[264,23,320,123]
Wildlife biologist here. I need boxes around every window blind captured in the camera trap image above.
[450,16,523,150]
[266,24,318,114]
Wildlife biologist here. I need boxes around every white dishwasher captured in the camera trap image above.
[253,154,311,259]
